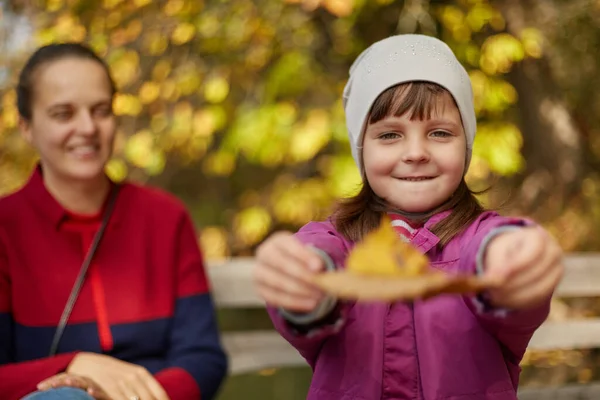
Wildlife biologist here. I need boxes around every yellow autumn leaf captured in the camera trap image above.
[126,20,143,42]
[139,81,160,104]
[480,33,524,75]
[203,152,235,176]
[193,109,217,137]
[103,0,124,10]
[125,130,154,168]
[346,215,429,277]
[204,77,230,103]
[164,0,185,16]
[176,68,202,96]
[36,29,58,46]
[313,216,498,302]
[105,158,128,182]
[145,32,169,56]
[110,51,140,88]
[134,0,151,7]
[46,0,64,12]
[161,79,179,101]
[106,11,121,29]
[521,28,544,58]
[289,110,331,163]
[44,14,86,43]
[151,113,169,134]
[172,23,196,45]
[2,91,18,129]
[152,60,171,81]
[323,0,354,17]
[234,206,272,246]
[113,94,142,116]
[466,3,494,32]
[440,6,465,30]
[200,226,229,260]
[145,150,166,176]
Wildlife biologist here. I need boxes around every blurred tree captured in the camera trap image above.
[1,0,560,256]
[495,0,600,252]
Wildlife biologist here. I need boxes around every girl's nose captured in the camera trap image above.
[401,137,430,163]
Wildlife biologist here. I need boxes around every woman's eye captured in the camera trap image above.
[94,106,113,117]
[52,111,72,121]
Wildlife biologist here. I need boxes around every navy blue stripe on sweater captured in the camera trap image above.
[2,294,227,399]
[0,313,13,363]
[166,293,227,399]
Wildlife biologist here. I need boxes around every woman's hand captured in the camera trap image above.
[37,373,110,399]
[67,353,170,400]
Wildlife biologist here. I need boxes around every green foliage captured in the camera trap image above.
[0,0,589,257]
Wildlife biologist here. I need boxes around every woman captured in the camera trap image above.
[0,43,228,400]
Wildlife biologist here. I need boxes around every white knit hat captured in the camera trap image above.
[342,34,476,172]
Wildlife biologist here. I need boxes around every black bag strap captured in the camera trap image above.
[48,185,120,357]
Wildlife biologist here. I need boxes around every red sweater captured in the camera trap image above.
[0,167,227,400]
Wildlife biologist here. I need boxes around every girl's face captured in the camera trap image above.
[362,91,466,213]
[19,57,116,184]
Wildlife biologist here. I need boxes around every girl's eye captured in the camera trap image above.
[430,130,452,138]
[379,132,400,140]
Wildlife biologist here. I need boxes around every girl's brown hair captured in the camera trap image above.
[332,82,484,246]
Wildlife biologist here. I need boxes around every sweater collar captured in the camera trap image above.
[21,164,117,229]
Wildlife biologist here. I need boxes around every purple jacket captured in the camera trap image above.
[267,211,551,400]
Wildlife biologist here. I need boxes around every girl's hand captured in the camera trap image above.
[254,232,326,312]
[483,226,564,309]
[37,373,111,400]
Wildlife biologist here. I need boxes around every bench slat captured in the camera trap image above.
[207,254,600,308]
[208,258,262,307]
[223,325,600,377]
[222,331,305,375]
[211,254,600,377]
[528,319,600,351]
[222,319,600,376]
[518,383,600,399]
[554,253,600,297]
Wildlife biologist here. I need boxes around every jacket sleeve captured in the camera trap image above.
[154,211,228,400]
[460,213,552,359]
[0,232,79,400]
[266,220,353,368]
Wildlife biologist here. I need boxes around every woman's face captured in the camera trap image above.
[19,57,116,183]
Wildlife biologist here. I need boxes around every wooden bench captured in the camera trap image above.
[207,253,600,398]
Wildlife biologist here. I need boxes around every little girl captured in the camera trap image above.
[254,34,563,399]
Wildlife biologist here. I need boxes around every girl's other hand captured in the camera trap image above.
[484,227,564,309]
[254,232,326,312]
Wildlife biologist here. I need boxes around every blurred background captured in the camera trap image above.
[1,0,599,398]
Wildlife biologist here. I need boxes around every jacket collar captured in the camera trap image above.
[412,210,452,254]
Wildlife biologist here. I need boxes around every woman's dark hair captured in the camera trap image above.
[17,42,116,121]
